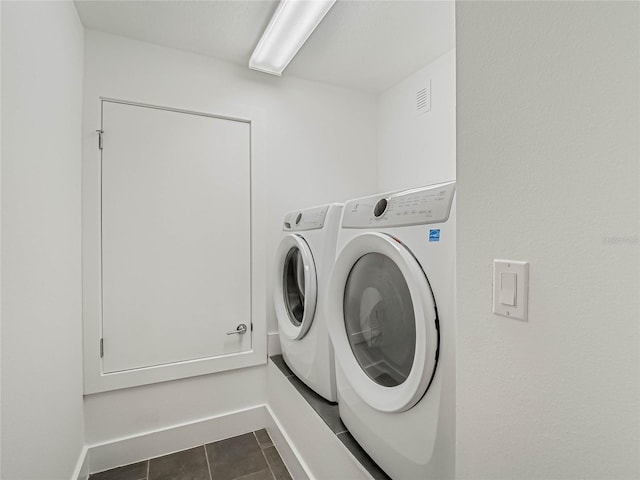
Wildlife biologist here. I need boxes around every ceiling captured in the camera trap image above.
[74,0,455,94]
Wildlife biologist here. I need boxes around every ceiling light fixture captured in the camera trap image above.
[249,0,336,76]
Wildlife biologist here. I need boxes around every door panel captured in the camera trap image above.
[343,252,416,387]
[327,232,438,412]
[101,101,251,373]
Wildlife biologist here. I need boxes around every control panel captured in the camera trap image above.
[283,205,330,231]
[342,181,455,228]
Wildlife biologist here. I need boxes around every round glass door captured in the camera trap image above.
[274,234,317,340]
[344,253,416,387]
[283,247,306,326]
[327,232,438,413]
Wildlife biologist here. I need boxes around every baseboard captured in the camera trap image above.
[86,405,268,474]
[70,446,89,480]
[84,403,308,478]
[78,368,366,479]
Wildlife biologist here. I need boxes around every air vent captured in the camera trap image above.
[416,81,431,115]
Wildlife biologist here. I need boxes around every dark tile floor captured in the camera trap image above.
[89,430,292,480]
[271,355,390,480]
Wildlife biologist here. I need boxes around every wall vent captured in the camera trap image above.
[416,81,432,115]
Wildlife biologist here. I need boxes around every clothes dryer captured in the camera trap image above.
[327,182,455,479]
[274,203,343,402]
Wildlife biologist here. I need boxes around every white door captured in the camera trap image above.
[101,100,251,373]
[327,232,439,413]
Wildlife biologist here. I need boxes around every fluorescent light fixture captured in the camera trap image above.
[249,0,336,76]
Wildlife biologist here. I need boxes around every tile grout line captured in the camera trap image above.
[260,446,277,480]
[253,430,273,450]
[271,443,292,480]
[146,459,150,480]
[255,430,277,480]
[203,444,214,480]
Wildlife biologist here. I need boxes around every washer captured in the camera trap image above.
[274,203,343,402]
[326,182,456,479]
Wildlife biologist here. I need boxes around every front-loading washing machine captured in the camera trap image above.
[326,181,456,479]
[274,203,343,402]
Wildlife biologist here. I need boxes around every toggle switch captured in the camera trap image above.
[493,260,529,321]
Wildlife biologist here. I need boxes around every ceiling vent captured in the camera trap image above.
[416,81,431,115]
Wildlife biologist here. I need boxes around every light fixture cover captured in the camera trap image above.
[249,0,336,76]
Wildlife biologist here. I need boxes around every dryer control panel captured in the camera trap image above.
[342,181,455,228]
[283,205,330,231]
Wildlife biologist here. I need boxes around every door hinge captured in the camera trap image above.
[100,338,104,358]
[96,129,104,150]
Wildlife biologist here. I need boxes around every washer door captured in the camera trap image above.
[274,234,318,341]
[327,232,439,413]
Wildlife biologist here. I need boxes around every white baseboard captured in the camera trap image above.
[70,446,89,480]
[86,405,268,474]
[83,403,307,479]
[78,356,362,479]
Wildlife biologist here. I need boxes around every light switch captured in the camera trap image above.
[500,272,516,306]
[493,260,529,321]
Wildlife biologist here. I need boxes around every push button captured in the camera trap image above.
[500,272,516,306]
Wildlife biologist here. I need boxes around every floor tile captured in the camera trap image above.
[148,446,210,480]
[337,432,391,480]
[254,429,273,448]
[235,469,274,480]
[287,375,346,434]
[263,446,292,480]
[89,461,148,480]
[270,355,295,377]
[206,432,269,480]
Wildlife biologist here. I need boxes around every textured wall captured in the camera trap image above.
[1,2,85,478]
[456,2,639,478]
[377,49,456,192]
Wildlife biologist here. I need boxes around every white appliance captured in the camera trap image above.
[326,182,456,479]
[274,203,343,402]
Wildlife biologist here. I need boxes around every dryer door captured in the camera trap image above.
[327,232,439,413]
[274,234,318,341]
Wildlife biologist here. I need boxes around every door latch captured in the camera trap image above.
[227,323,248,335]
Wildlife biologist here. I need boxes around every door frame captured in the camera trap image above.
[82,98,267,394]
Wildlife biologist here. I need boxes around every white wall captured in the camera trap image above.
[456,2,639,479]
[82,30,377,445]
[1,2,86,479]
[0,2,3,476]
[84,366,268,445]
[377,49,456,192]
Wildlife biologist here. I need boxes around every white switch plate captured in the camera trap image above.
[493,260,529,321]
